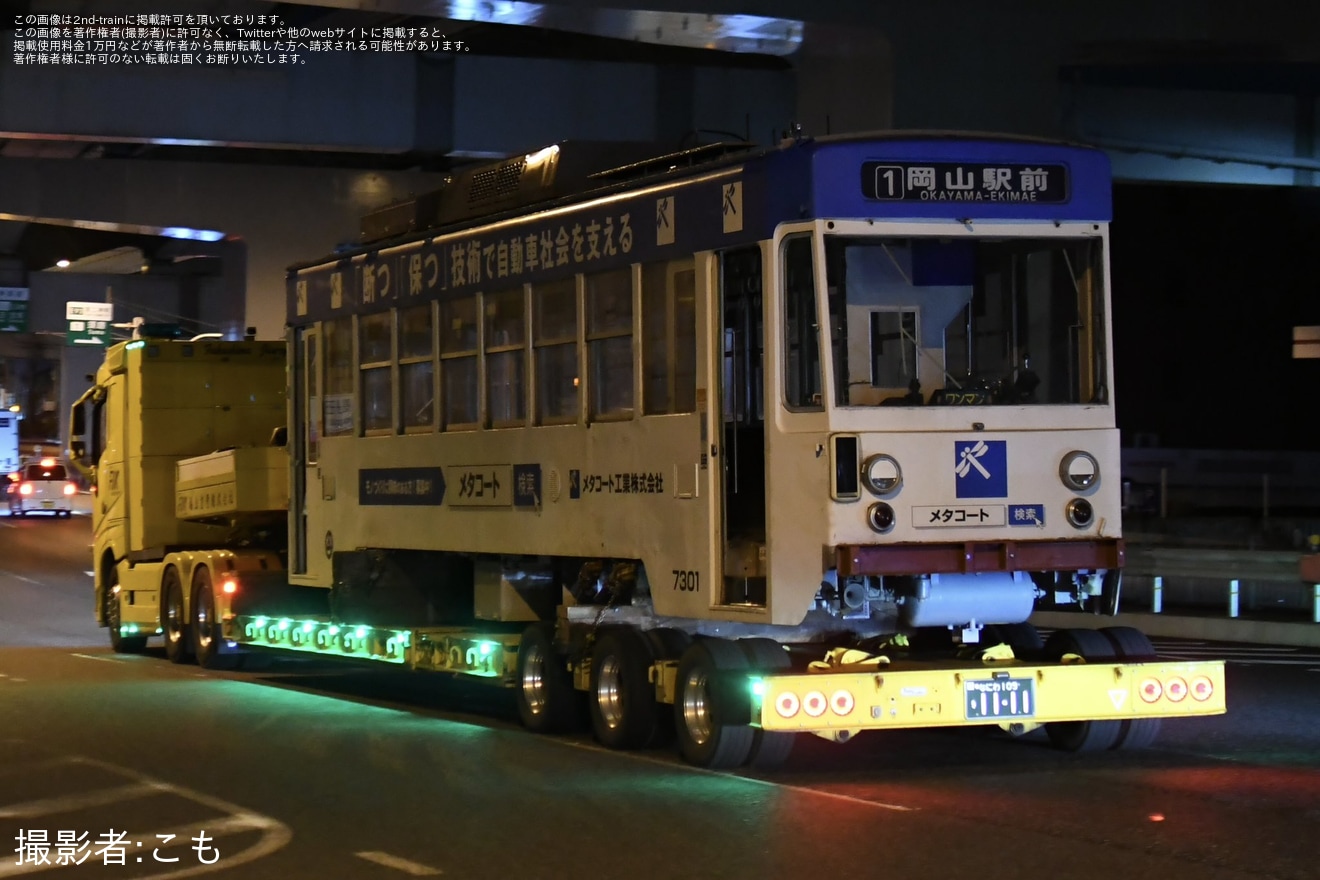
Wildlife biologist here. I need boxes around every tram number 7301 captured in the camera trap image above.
[673,570,700,592]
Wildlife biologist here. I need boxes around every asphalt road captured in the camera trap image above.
[3,510,1320,880]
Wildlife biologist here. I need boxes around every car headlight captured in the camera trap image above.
[861,454,902,496]
[1059,450,1100,490]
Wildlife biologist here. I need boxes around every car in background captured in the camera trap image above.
[7,458,76,518]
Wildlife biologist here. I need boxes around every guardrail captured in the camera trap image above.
[1124,547,1320,623]
[1033,549,1320,648]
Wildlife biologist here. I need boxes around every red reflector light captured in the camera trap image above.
[803,691,827,718]
[1139,678,1163,702]
[18,483,32,496]
[774,692,800,718]
[63,483,77,496]
[1190,676,1214,702]
[1165,677,1188,702]
[831,689,856,716]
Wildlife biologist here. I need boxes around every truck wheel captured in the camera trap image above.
[105,568,148,654]
[1043,628,1122,752]
[162,566,192,664]
[191,568,240,670]
[982,622,1044,659]
[1100,627,1163,750]
[515,622,584,734]
[740,638,797,769]
[589,627,663,750]
[674,638,755,769]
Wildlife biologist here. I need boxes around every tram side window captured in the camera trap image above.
[534,277,579,424]
[485,286,527,426]
[586,267,634,419]
[642,258,697,415]
[399,304,434,430]
[359,312,393,434]
[782,236,822,409]
[323,316,355,436]
[441,296,479,428]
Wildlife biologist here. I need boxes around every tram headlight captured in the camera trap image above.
[861,454,902,496]
[1059,450,1100,491]
[867,502,896,533]
[1065,498,1094,529]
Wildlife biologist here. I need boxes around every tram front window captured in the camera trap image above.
[824,236,1108,408]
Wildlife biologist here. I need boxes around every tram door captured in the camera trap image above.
[290,326,319,578]
[719,247,767,606]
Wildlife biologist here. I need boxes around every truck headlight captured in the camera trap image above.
[861,454,902,496]
[1059,450,1099,490]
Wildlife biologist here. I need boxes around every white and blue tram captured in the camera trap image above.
[281,132,1156,762]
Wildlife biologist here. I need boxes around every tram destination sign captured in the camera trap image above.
[861,162,1069,204]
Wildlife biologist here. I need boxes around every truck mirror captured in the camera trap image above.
[71,404,86,437]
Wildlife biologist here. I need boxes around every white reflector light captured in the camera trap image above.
[1190,676,1214,702]
[1165,677,1188,702]
[1139,678,1163,703]
[803,691,827,718]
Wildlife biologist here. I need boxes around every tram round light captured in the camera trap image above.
[1065,498,1094,529]
[1059,450,1100,491]
[1190,676,1214,702]
[1165,677,1188,702]
[775,692,801,718]
[861,454,902,496]
[803,691,828,718]
[867,502,896,534]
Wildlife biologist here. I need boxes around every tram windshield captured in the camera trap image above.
[822,236,1108,408]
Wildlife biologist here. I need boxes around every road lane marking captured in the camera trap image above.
[355,852,443,875]
[557,739,917,812]
[71,653,127,663]
[0,569,41,585]
[0,782,162,818]
[0,757,292,880]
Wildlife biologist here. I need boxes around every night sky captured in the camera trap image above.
[1110,184,1320,451]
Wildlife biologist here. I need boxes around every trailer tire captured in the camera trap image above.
[982,622,1044,659]
[162,566,192,664]
[191,568,240,671]
[1043,628,1122,752]
[740,638,797,769]
[590,627,664,750]
[105,567,147,654]
[674,638,755,769]
[1100,627,1163,750]
[515,622,584,734]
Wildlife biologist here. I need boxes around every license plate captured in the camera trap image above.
[41,501,53,508]
[964,677,1035,719]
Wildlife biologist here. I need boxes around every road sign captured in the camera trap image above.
[0,287,30,333]
[66,301,115,346]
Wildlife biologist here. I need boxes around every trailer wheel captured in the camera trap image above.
[191,568,240,671]
[590,627,665,750]
[981,622,1044,660]
[740,638,797,769]
[1100,627,1163,750]
[105,567,147,654]
[1043,628,1122,752]
[674,638,755,769]
[515,622,584,734]
[162,566,192,664]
